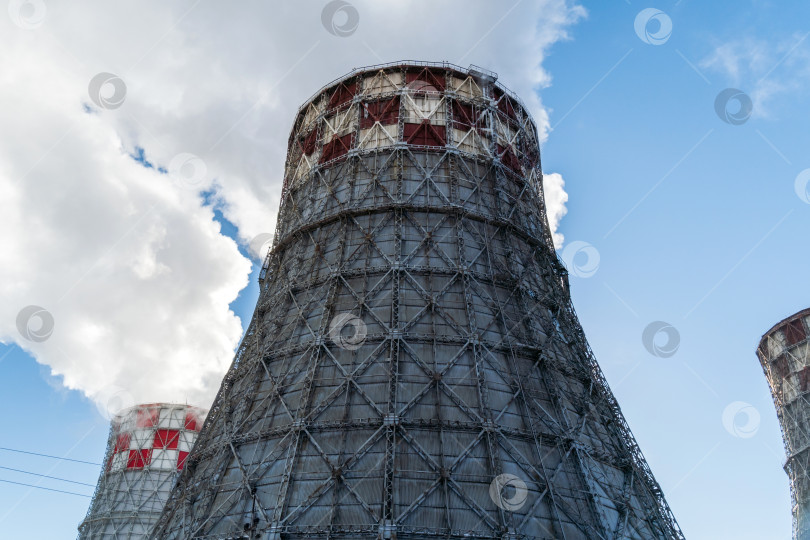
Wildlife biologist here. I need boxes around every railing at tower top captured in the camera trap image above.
[292,60,530,122]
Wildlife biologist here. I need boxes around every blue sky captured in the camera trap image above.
[541,2,810,538]
[2,1,810,538]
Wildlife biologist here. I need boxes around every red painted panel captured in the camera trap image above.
[302,129,318,155]
[785,320,807,346]
[126,449,151,469]
[359,97,400,129]
[497,95,518,120]
[328,80,357,109]
[403,122,446,147]
[136,408,159,428]
[321,133,354,163]
[154,429,180,450]
[113,433,130,453]
[406,68,446,91]
[451,101,479,128]
[798,367,810,392]
[497,144,521,172]
[184,412,201,432]
[177,451,190,470]
[773,355,789,378]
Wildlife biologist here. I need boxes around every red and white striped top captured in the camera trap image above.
[105,403,207,473]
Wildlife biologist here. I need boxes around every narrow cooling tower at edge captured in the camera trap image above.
[78,403,207,539]
[758,308,810,540]
[152,61,684,540]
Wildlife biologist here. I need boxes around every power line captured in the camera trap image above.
[0,447,100,466]
[0,466,96,487]
[0,478,91,498]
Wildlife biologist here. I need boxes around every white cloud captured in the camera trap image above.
[0,0,581,411]
[542,173,569,248]
[700,34,810,117]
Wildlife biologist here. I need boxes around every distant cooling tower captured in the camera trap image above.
[758,308,810,540]
[152,61,683,539]
[78,403,207,539]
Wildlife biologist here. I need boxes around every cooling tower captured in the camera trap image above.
[78,403,207,539]
[758,308,810,540]
[152,61,684,539]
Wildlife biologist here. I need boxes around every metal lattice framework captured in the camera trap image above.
[78,403,207,539]
[151,62,684,540]
[758,308,810,540]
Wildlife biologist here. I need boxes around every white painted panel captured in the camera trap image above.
[130,428,154,450]
[167,407,186,429]
[495,115,518,148]
[302,100,323,130]
[768,332,787,358]
[452,128,488,156]
[109,450,127,472]
[322,105,357,144]
[358,124,398,150]
[179,430,196,452]
[151,449,179,471]
[403,94,445,125]
[362,71,404,97]
[449,75,483,99]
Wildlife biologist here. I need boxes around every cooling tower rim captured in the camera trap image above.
[757,306,810,353]
[294,59,530,118]
[111,402,207,421]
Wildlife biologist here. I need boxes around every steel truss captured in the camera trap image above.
[79,404,206,539]
[758,308,810,540]
[151,63,684,540]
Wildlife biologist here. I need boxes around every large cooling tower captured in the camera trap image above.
[758,308,810,540]
[78,403,207,539]
[152,62,683,539]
